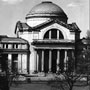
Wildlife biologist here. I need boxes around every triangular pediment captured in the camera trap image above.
[32,19,81,32]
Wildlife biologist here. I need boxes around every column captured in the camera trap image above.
[57,30,59,39]
[37,51,39,72]
[41,50,44,72]
[22,54,27,74]
[49,30,51,39]
[8,54,12,73]
[18,54,22,73]
[21,54,22,73]
[56,50,60,72]
[34,50,37,73]
[71,50,75,72]
[49,50,52,73]
[64,50,67,71]
[71,50,74,58]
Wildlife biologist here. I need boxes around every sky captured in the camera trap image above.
[0,0,89,38]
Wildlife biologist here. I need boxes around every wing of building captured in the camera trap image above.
[0,1,81,75]
[0,36,30,74]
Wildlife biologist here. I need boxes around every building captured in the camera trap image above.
[0,1,81,75]
[0,36,30,74]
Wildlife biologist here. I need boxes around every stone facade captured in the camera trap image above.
[0,36,30,74]
[15,1,81,74]
[0,1,81,75]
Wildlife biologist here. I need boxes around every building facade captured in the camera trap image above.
[15,1,81,74]
[0,36,30,74]
[0,1,81,75]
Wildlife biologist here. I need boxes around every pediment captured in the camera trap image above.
[32,19,81,33]
[15,19,81,34]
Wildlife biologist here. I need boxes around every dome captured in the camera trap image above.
[26,1,68,19]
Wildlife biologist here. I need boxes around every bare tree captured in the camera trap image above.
[48,48,90,90]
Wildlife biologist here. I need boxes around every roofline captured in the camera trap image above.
[25,14,68,19]
[15,19,81,34]
[31,19,81,32]
[0,36,29,44]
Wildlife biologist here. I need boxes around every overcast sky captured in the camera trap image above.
[0,0,89,38]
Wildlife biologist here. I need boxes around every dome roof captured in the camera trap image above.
[26,1,68,19]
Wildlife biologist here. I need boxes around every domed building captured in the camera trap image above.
[14,1,81,75]
[26,1,68,25]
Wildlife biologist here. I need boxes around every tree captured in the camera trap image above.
[86,30,90,38]
[48,48,90,90]
[48,57,80,90]
[0,53,10,90]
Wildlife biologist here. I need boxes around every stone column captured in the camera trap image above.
[71,50,75,72]
[56,50,60,72]
[21,54,22,73]
[49,30,51,39]
[37,51,39,72]
[8,54,12,73]
[64,50,67,71]
[41,50,44,72]
[22,54,27,74]
[71,50,74,58]
[34,50,37,73]
[18,54,22,73]
[48,50,52,73]
[57,30,59,39]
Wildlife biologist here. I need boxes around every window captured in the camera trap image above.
[44,31,49,39]
[44,29,64,39]
[51,29,57,39]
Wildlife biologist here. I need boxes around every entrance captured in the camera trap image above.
[12,54,18,73]
[37,49,65,73]
[43,49,64,73]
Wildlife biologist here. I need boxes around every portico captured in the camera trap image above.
[32,39,75,73]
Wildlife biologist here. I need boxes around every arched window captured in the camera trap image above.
[44,29,64,39]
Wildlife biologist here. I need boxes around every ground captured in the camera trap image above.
[10,83,90,90]
[9,74,90,90]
